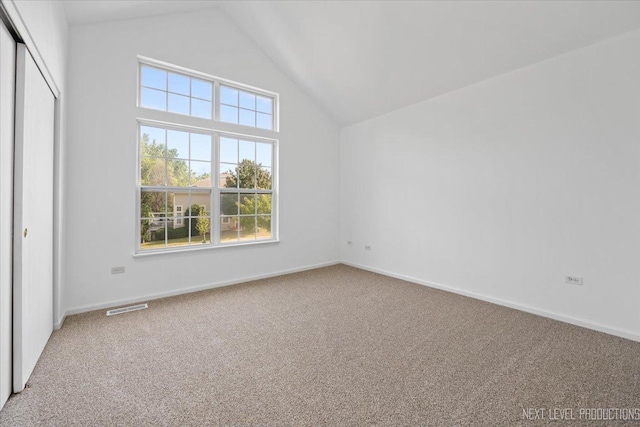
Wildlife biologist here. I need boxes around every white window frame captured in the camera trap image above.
[135,57,279,256]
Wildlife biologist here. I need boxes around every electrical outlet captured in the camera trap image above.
[364,245,372,251]
[111,266,125,275]
[565,275,583,286]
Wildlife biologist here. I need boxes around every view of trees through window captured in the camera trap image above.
[139,128,273,249]
[220,159,272,243]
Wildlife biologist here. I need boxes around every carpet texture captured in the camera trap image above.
[1,265,639,426]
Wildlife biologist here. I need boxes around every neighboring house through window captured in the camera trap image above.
[175,205,183,226]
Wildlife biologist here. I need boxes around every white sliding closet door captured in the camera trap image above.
[0,18,16,408]
[13,43,55,393]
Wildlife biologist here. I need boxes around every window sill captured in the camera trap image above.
[133,238,280,258]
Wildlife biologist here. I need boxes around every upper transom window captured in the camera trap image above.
[219,85,274,130]
[140,64,213,119]
[138,59,278,132]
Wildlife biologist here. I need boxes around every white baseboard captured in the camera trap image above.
[60,260,340,320]
[341,261,640,343]
[53,315,65,330]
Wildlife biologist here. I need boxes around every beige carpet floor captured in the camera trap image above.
[0,264,639,426]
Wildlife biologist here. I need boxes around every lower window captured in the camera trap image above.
[137,123,276,252]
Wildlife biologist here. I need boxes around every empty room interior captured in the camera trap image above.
[1,0,640,425]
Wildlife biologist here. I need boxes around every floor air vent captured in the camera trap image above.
[106,303,148,316]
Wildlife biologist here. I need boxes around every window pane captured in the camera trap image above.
[219,167,236,188]
[140,157,166,186]
[140,126,166,145]
[167,229,191,248]
[171,191,191,219]
[220,105,238,124]
[239,109,256,127]
[167,129,189,159]
[220,137,238,164]
[239,140,255,163]
[257,167,272,190]
[189,198,211,245]
[168,73,189,95]
[140,126,165,156]
[237,162,256,189]
[239,193,256,216]
[191,99,211,119]
[140,219,166,249]
[220,163,237,175]
[256,194,271,215]
[167,159,190,187]
[189,193,210,214]
[256,143,272,167]
[256,113,273,130]
[141,190,166,217]
[239,91,256,110]
[190,133,211,161]
[220,85,238,106]
[257,215,271,240]
[141,66,166,90]
[168,93,190,115]
[220,217,239,243]
[191,79,212,101]
[239,215,257,241]
[256,96,272,114]
[190,161,211,186]
[140,190,170,249]
[141,87,166,110]
[191,217,211,244]
[220,193,238,215]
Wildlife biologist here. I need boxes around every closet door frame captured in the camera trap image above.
[0,12,16,410]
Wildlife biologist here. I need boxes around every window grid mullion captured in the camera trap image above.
[164,190,168,248]
[141,186,213,192]
[213,81,220,122]
[213,133,221,245]
[187,192,192,245]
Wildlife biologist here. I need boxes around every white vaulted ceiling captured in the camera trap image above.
[63,1,640,126]
[61,0,218,26]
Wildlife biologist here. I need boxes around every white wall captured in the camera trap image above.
[341,29,640,340]
[64,8,340,314]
